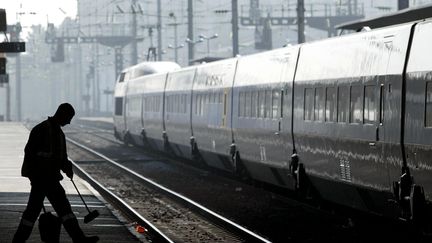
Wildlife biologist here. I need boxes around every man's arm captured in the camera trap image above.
[61,158,74,179]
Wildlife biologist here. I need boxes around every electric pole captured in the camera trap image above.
[232,0,239,56]
[10,23,22,121]
[297,0,305,44]
[187,0,194,64]
[157,0,162,61]
[131,0,138,65]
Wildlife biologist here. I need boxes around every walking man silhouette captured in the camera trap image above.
[12,103,99,243]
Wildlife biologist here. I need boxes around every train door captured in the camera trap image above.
[280,82,293,154]
[375,39,396,190]
[222,88,228,128]
[403,21,432,201]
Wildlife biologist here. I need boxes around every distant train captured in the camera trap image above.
[114,19,432,224]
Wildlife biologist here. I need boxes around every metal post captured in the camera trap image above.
[16,44,21,121]
[297,0,305,44]
[12,23,22,121]
[169,13,179,63]
[131,0,138,65]
[77,36,83,114]
[174,23,178,63]
[95,44,100,113]
[232,0,239,56]
[6,82,10,121]
[157,0,162,61]
[187,0,194,64]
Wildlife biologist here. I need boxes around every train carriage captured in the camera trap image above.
[231,47,299,189]
[114,62,180,148]
[293,23,412,214]
[164,67,196,159]
[405,21,432,204]
[191,59,237,171]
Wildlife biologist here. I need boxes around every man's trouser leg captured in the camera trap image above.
[46,181,98,243]
[12,181,45,243]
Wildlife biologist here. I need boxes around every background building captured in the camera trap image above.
[1,0,431,120]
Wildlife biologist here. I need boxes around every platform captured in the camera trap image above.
[0,122,141,242]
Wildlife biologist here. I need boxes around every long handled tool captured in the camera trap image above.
[71,179,100,223]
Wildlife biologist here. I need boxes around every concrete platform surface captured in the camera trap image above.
[0,122,141,242]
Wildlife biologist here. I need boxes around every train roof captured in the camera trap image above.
[336,4,432,31]
[123,61,181,79]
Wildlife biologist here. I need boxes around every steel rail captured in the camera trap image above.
[69,157,174,243]
[67,137,272,243]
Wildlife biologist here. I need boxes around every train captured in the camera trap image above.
[114,19,432,225]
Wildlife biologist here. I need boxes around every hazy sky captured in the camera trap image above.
[1,0,77,27]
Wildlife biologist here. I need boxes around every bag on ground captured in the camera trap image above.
[38,206,62,243]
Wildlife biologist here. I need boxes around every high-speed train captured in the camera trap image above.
[114,19,432,224]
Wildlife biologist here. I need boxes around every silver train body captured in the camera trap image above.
[114,20,432,222]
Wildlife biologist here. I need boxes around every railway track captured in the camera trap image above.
[66,135,270,242]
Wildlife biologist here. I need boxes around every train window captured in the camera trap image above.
[272,89,280,119]
[239,91,245,117]
[172,95,176,113]
[150,96,154,112]
[118,73,126,83]
[425,82,432,127]
[205,93,211,105]
[169,95,173,113]
[280,89,284,118]
[314,87,325,121]
[304,88,314,121]
[198,94,202,115]
[251,91,258,118]
[183,94,187,113]
[265,90,272,118]
[148,97,151,112]
[337,86,349,123]
[201,94,205,116]
[178,94,182,113]
[166,96,169,113]
[258,90,266,118]
[173,95,177,113]
[194,94,197,115]
[115,97,123,116]
[174,95,178,113]
[223,93,227,116]
[325,87,337,122]
[350,85,363,124]
[364,85,377,124]
[379,85,385,124]
[245,91,251,118]
[144,97,148,112]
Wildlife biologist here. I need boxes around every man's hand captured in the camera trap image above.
[64,159,74,179]
[66,169,74,179]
